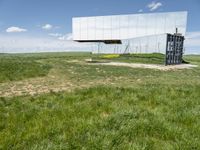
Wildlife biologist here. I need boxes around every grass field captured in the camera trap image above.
[0,52,200,149]
[92,53,165,64]
[0,54,51,83]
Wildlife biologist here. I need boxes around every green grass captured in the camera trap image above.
[184,55,200,63]
[0,52,200,149]
[0,55,51,83]
[92,53,165,64]
[0,85,200,149]
[0,52,91,83]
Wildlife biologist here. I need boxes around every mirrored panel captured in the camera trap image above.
[103,16,112,39]
[155,13,166,35]
[72,18,80,40]
[73,11,187,41]
[128,15,137,38]
[111,16,120,39]
[137,14,146,37]
[119,15,129,39]
[80,18,88,40]
[95,16,104,39]
[87,17,96,40]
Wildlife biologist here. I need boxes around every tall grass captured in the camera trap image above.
[0,52,91,83]
[0,53,200,149]
[0,55,51,83]
[0,85,200,149]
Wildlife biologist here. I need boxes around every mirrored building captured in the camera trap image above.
[73,11,188,65]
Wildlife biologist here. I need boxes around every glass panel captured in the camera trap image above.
[137,14,146,37]
[95,16,104,40]
[103,16,112,39]
[158,34,167,53]
[165,13,176,34]
[155,13,165,35]
[146,13,156,36]
[111,16,120,39]
[119,15,129,39]
[129,14,137,38]
[80,17,87,40]
[73,11,187,40]
[174,12,187,35]
[128,34,167,54]
[72,18,80,40]
[87,17,96,40]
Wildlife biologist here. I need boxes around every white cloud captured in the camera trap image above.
[58,33,73,41]
[186,31,200,39]
[0,35,90,53]
[138,9,143,13]
[6,26,27,33]
[185,38,200,47]
[42,24,53,30]
[147,1,162,11]
[185,31,200,47]
[48,33,62,37]
[48,33,73,41]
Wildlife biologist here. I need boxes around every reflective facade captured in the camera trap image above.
[73,11,187,41]
[72,11,187,65]
[91,34,167,54]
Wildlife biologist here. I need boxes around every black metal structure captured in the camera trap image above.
[165,33,184,65]
[76,40,122,44]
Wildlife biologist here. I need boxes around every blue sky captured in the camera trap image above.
[0,0,200,53]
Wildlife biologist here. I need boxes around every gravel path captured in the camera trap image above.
[92,62,198,71]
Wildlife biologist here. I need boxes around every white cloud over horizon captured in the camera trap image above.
[6,26,27,33]
[42,24,53,30]
[185,31,200,53]
[48,33,62,37]
[58,33,73,41]
[147,1,163,11]
[0,35,91,53]
[49,33,73,41]
[138,9,143,13]
[185,31,200,39]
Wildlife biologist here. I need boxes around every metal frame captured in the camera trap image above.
[165,34,184,65]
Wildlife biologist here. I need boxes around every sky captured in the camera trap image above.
[0,0,200,54]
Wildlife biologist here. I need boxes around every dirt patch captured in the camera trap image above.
[0,75,128,98]
[90,62,198,71]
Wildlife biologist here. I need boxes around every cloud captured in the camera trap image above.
[185,31,200,47]
[48,33,62,37]
[49,33,73,41]
[58,33,73,41]
[138,9,143,13]
[186,31,200,39]
[0,35,90,53]
[147,1,162,11]
[6,26,27,33]
[42,24,53,30]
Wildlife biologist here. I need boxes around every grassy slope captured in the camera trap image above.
[0,53,200,149]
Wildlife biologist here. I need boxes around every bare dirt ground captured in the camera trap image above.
[0,66,113,98]
[0,59,119,97]
[91,62,198,71]
[0,60,198,98]
[0,76,119,97]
